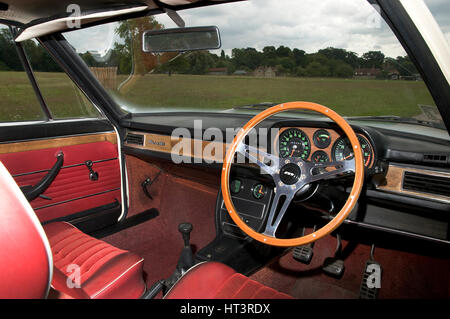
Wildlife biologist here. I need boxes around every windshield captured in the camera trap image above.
[63,0,446,128]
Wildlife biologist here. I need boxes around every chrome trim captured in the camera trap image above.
[0,117,105,128]
[12,158,118,177]
[162,261,208,299]
[0,130,115,145]
[34,188,120,210]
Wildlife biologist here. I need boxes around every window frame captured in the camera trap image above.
[0,25,106,126]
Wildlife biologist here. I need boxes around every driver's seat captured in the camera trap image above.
[164,262,292,299]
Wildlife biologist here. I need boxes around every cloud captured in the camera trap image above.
[157,0,410,57]
[66,0,449,59]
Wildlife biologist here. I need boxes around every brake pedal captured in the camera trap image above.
[322,234,345,278]
[359,245,382,299]
[293,227,315,264]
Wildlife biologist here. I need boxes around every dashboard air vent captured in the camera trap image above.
[403,171,450,197]
[423,154,448,164]
[125,133,144,146]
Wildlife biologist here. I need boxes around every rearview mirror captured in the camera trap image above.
[142,26,221,53]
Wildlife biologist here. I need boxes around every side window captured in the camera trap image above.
[0,26,45,123]
[22,39,102,119]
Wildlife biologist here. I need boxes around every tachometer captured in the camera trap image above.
[278,128,311,159]
[331,135,374,167]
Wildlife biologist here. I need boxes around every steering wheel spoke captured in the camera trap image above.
[236,142,280,176]
[262,187,295,238]
[304,159,355,183]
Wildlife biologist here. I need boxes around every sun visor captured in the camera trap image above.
[15,5,150,42]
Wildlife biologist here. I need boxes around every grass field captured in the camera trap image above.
[0,71,435,122]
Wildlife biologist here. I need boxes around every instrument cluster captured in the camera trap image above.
[277,127,374,168]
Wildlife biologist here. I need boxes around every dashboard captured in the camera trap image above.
[121,113,450,246]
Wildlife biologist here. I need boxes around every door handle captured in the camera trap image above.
[21,152,64,201]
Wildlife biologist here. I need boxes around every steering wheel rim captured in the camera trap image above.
[221,101,364,247]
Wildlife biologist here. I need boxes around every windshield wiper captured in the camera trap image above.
[231,102,321,116]
[232,102,279,110]
[345,115,445,129]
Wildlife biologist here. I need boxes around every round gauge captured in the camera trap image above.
[230,179,243,194]
[311,150,330,163]
[252,183,267,200]
[331,135,374,167]
[278,128,311,159]
[313,129,332,149]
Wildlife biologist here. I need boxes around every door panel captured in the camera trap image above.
[0,131,122,223]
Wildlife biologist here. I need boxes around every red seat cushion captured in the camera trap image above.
[43,222,145,299]
[165,262,292,299]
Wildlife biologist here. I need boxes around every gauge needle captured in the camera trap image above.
[343,153,354,160]
[290,145,297,157]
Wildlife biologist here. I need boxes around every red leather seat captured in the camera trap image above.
[0,161,145,299]
[0,162,53,298]
[165,262,292,299]
[43,222,146,299]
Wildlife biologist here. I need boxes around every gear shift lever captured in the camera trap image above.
[177,222,195,273]
[179,223,193,248]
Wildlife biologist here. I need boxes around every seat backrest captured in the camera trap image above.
[0,162,53,298]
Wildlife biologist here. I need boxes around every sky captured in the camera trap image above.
[155,0,450,58]
[64,0,450,59]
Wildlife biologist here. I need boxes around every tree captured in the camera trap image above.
[393,56,418,76]
[292,48,306,67]
[232,47,263,70]
[361,51,385,69]
[186,51,215,74]
[333,62,354,78]
[276,45,291,58]
[262,46,277,66]
[305,62,329,77]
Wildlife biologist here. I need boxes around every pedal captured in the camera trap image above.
[293,245,314,264]
[322,234,345,278]
[293,227,315,264]
[359,245,382,299]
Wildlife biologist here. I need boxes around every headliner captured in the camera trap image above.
[0,0,238,26]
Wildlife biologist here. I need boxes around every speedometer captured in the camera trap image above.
[278,128,311,160]
[331,135,374,167]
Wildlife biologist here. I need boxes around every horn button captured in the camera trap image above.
[279,163,301,185]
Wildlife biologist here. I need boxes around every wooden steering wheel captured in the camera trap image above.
[221,102,364,247]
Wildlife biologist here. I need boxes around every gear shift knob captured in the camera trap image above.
[178,223,193,247]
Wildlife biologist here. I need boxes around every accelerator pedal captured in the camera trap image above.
[293,226,316,264]
[359,245,382,299]
[322,234,345,278]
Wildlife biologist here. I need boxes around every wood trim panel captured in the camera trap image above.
[0,132,117,154]
[125,131,229,163]
[376,164,450,203]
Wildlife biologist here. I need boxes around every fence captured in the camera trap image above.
[89,67,118,90]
